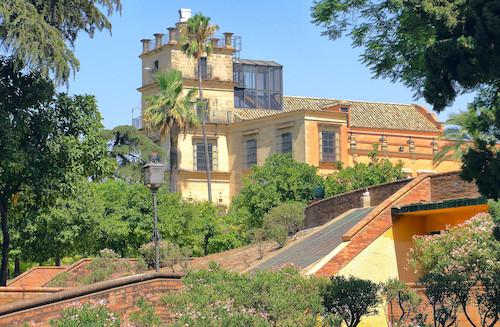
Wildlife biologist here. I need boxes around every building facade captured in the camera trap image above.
[136,9,460,205]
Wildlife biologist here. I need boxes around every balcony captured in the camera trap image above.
[133,110,234,132]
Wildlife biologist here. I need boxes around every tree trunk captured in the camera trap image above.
[198,57,212,203]
[169,131,179,193]
[55,255,61,266]
[0,198,10,286]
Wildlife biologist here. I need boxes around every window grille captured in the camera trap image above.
[193,142,218,171]
[281,132,292,154]
[246,139,257,168]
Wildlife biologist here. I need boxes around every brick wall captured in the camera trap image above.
[388,285,484,326]
[304,178,412,229]
[0,272,183,327]
[0,287,65,307]
[7,267,66,288]
[315,175,431,276]
[430,171,481,202]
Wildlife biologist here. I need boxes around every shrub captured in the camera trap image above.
[139,241,191,272]
[49,299,129,326]
[129,296,161,327]
[321,275,381,327]
[382,278,424,325]
[162,264,325,326]
[47,272,71,287]
[262,202,305,247]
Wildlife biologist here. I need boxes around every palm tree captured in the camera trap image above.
[179,12,219,203]
[433,107,495,166]
[144,69,200,192]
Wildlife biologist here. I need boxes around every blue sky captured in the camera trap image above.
[66,0,476,130]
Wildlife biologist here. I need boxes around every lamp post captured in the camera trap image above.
[143,153,165,272]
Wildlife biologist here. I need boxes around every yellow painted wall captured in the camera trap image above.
[337,229,399,327]
[392,204,489,283]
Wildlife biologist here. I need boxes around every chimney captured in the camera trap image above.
[141,39,151,54]
[154,33,164,49]
[210,37,220,48]
[168,27,177,44]
[223,32,233,48]
[179,8,191,22]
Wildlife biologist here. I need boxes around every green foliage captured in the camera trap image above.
[179,12,219,62]
[321,275,381,327]
[232,153,324,228]
[100,125,165,183]
[96,180,242,257]
[50,299,124,326]
[144,69,200,193]
[46,272,71,288]
[13,180,104,265]
[0,0,122,85]
[311,0,500,112]
[409,213,500,327]
[418,273,463,327]
[382,278,423,325]
[139,241,191,272]
[324,159,404,197]
[0,57,113,284]
[129,296,162,327]
[162,264,325,327]
[262,202,306,247]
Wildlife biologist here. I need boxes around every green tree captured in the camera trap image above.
[144,70,200,192]
[15,180,104,266]
[324,160,404,197]
[179,12,219,203]
[311,0,500,199]
[0,57,113,285]
[100,125,165,183]
[321,275,381,327]
[0,0,122,85]
[311,0,500,112]
[231,153,324,228]
[433,109,484,166]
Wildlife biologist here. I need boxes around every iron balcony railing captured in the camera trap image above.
[133,110,234,130]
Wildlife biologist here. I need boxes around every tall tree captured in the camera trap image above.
[433,107,494,166]
[311,0,500,112]
[0,57,113,285]
[311,0,500,199]
[0,0,122,85]
[144,70,200,192]
[100,125,165,183]
[179,12,219,203]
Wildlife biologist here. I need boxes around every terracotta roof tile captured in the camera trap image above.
[233,96,440,133]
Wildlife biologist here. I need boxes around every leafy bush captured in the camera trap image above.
[77,252,136,285]
[262,202,305,247]
[162,264,325,326]
[321,275,381,327]
[129,296,161,327]
[409,212,500,327]
[231,153,324,228]
[139,241,191,272]
[324,159,404,197]
[382,278,424,326]
[47,272,71,287]
[50,299,128,326]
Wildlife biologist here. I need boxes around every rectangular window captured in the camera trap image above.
[257,66,268,89]
[200,57,207,78]
[321,132,336,162]
[244,90,256,109]
[257,91,269,109]
[281,132,292,154]
[195,142,217,171]
[244,66,255,88]
[246,139,257,169]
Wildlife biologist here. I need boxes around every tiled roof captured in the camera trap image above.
[233,96,441,133]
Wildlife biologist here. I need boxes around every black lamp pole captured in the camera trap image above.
[143,153,165,273]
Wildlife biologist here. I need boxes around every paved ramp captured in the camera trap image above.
[254,207,373,271]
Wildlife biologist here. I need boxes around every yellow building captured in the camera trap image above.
[136,9,461,205]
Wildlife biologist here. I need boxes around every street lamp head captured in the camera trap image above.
[143,153,165,190]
